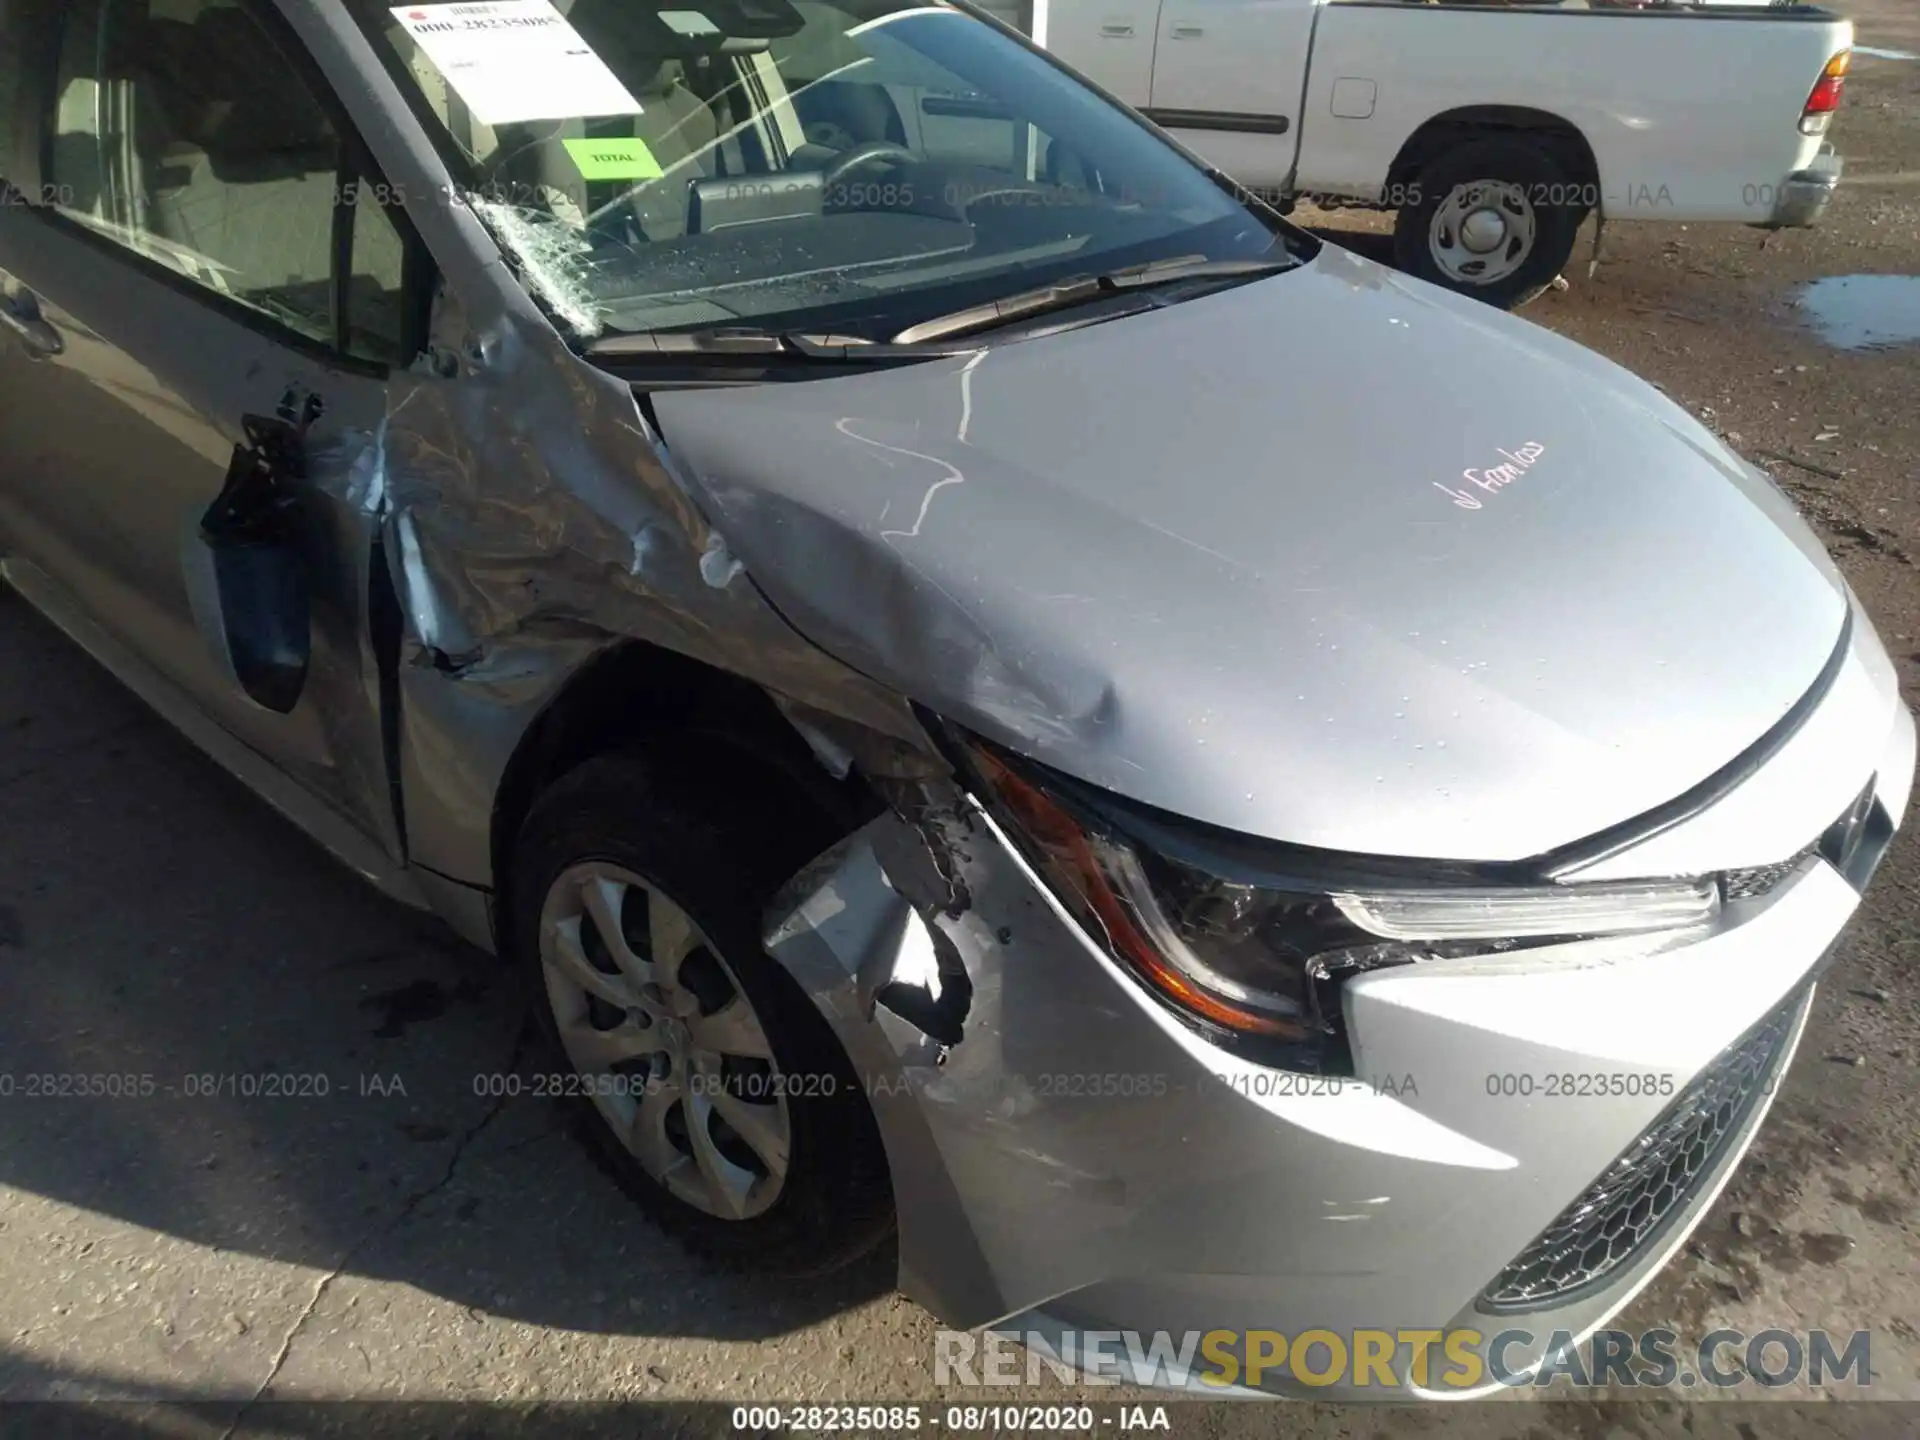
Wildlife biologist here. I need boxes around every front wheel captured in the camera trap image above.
[508,752,893,1275]
[1393,137,1584,309]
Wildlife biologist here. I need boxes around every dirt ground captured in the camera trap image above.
[1,5,1917,1432]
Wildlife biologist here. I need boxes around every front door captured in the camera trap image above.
[1145,0,1312,189]
[1038,0,1164,110]
[0,0,422,858]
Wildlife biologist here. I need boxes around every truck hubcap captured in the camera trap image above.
[1430,181,1537,286]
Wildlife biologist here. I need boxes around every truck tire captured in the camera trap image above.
[1393,137,1584,309]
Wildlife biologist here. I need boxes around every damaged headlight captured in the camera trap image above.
[957,737,1719,1072]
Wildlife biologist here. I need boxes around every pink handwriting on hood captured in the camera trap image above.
[1434,441,1548,510]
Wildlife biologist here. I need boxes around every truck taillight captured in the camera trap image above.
[1801,51,1850,135]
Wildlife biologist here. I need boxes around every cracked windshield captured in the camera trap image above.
[353,0,1296,339]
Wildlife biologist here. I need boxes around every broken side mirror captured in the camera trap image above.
[184,413,312,715]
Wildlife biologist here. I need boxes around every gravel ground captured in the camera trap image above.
[1,6,1917,1430]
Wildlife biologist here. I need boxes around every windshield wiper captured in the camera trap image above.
[584,327,976,361]
[581,253,1296,360]
[887,253,1297,346]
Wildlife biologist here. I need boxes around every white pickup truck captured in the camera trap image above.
[980,0,1854,305]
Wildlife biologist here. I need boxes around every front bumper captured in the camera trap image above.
[763,606,1912,1399]
[1764,145,1843,228]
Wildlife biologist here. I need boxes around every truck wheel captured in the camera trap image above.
[508,752,894,1276]
[1394,137,1584,309]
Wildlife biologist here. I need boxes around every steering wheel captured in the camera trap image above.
[822,140,916,188]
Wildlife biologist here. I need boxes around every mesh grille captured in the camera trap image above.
[1477,986,1806,1314]
[1720,784,1878,903]
[1721,849,1814,902]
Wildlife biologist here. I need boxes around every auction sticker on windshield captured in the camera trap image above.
[562,136,664,180]
[391,1,644,126]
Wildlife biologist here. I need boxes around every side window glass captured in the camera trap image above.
[48,0,341,344]
[345,176,408,364]
[0,2,20,189]
[45,0,419,363]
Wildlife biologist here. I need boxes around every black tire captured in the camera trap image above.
[1393,136,1584,309]
[508,751,894,1276]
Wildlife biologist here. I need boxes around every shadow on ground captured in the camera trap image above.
[0,584,892,1358]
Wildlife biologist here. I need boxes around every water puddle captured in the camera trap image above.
[1797,275,1920,351]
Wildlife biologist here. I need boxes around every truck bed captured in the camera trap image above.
[1296,1,1852,222]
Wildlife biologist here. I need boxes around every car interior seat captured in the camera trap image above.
[495,58,724,241]
[542,5,732,241]
[134,1,339,323]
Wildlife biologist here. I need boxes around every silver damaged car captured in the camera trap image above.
[0,0,1910,1398]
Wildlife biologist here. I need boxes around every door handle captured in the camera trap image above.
[1099,22,1135,35]
[0,290,63,360]
[1169,23,1204,37]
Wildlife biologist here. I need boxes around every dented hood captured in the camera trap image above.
[651,245,1848,862]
